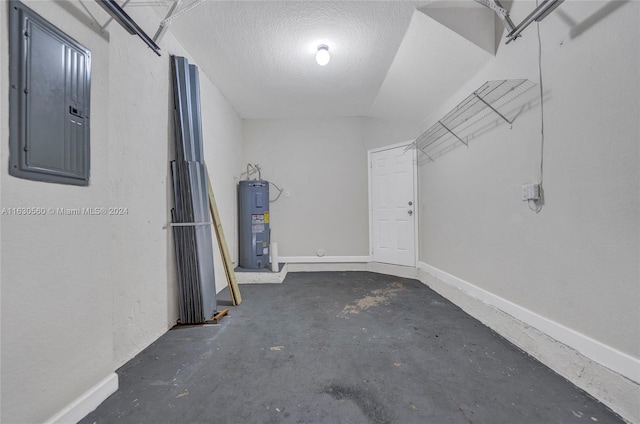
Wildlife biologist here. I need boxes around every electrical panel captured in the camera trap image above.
[238,180,270,269]
[9,1,91,186]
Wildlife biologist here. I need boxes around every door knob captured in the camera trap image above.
[408,210,413,215]
[408,201,413,206]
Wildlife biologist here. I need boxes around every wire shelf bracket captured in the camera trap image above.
[154,0,207,44]
[407,79,535,161]
[439,120,467,146]
[472,91,514,126]
[474,0,565,45]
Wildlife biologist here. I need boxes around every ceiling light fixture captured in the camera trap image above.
[315,44,330,66]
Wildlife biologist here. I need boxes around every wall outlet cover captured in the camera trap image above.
[522,183,541,201]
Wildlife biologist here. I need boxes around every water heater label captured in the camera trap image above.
[264,211,269,223]
[252,224,264,233]
[251,214,264,224]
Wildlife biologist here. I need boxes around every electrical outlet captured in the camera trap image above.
[522,183,541,201]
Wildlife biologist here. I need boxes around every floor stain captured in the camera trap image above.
[341,282,405,315]
[270,346,285,351]
[321,384,391,424]
[175,389,189,399]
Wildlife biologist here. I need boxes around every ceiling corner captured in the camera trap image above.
[418,1,496,56]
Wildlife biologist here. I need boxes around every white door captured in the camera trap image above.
[369,143,417,266]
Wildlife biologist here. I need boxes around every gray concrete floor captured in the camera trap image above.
[81,272,625,424]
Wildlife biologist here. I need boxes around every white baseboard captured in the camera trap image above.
[44,373,118,424]
[366,262,419,279]
[287,262,368,272]
[417,261,640,424]
[269,260,418,279]
[234,258,384,280]
[236,264,289,284]
[54,262,639,424]
[235,257,411,279]
[417,262,639,383]
[279,256,371,263]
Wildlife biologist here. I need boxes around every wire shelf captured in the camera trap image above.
[408,79,535,160]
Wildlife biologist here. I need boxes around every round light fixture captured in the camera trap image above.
[315,44,330,66]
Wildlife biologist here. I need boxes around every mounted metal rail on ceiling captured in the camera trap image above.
[96,0,161,55]
[474,0,565,44]
[96,0,206,55]
[153,0,206,44]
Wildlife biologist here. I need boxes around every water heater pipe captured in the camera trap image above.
[270,242,279,272]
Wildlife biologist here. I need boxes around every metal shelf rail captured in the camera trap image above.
[407,79,534,161]
[474,0,564,45]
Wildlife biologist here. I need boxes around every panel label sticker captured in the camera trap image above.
[251,214,264,224]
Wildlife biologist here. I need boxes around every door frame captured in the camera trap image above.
[367,140,419,267]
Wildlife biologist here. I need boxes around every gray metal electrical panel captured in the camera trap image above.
[238,180,270,269]
[9,1,91,186]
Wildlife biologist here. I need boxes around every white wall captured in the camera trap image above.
[1,3,113,423]
[243,118,367,257]
[1,0,636,422]
[418,0,639,370]
[0,1,243,422]
[107,7,243,365]
[108,6,174,368]
[199,65,244,292]
[242,117,418,259]
[361,116,421,151]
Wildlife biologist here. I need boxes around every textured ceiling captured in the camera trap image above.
[153,0,495,121]
[165,1,421,119]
